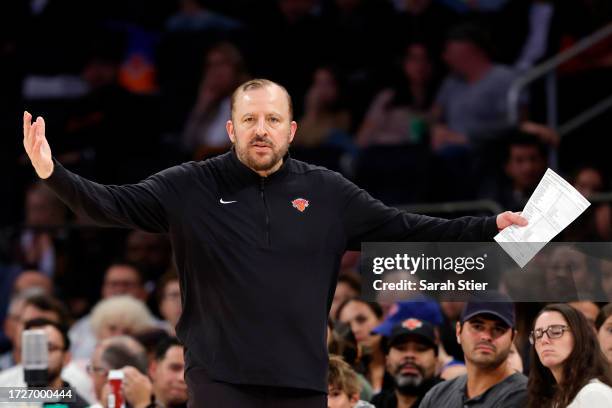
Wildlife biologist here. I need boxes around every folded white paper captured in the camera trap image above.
[495,168,591,267]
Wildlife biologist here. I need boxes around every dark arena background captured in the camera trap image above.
[1,1,612,407]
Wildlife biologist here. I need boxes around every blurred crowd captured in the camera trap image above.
[2,0,612,407]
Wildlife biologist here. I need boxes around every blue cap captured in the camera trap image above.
[372,298,443,337]
[460,292,515,328]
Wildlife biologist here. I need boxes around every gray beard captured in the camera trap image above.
[394,373,424,395]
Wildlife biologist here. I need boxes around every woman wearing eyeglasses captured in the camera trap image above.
[527,303,612,407]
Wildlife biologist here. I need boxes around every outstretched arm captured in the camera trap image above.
[23,112,176,232]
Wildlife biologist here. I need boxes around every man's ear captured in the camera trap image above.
[349,392,360,404]
[456,321,462,344]
[226,120,236,144]
[289,121,297,144]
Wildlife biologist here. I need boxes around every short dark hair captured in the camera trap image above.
[155,337,183,361]
[24,318,70,351]
[230,78,293,121]
[105,260,146,285]
[446,23,495,59]
[505,131,548,162]
[23,294,71,327]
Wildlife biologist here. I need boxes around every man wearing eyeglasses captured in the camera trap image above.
[419,295,527,408]
[24,318,90,407]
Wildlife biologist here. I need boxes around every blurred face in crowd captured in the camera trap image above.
[13,271,52,295]
[330,281,359,320]
[457,315,514,370]
[88,345,109,401]
[506,342,523,373]
[533,311,574,373]
[25,186,66,227]
[42,325,70,385]
[312,68,339,108]
[574,168,603,197]
[601,259,612,300]
[14,305,61,356]
[545,246,592,298]
[151,345,188,406]
[443,40,483,78]
[598,315,612,364]
[102,265,146,300]
[203,48,240,97]
[569,301,599,331]
[505,144,547,192]
[327,386,359,408]
[160,279,182,328]
[227,84,297,176]
[403,44,432,86]
[98,319,133,340]
[386,337,437,394]
[125,231,170,272]
[338,300,382,350]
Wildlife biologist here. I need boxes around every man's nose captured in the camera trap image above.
[256,117,267,136]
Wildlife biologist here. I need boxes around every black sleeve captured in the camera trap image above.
[339,175,498,250]
[42,159,186,233]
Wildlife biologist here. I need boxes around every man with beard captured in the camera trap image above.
[24,318,89,407]
[371,318,442,408]
[23,79,526,407]
[419,297,527,407]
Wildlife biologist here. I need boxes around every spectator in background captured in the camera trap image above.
[480,132,548,211]
[23,318,89,407]
[528,303,612,407]
[371,300,466,380]
[338,299,387,393]
[596,304,612,366]
[295,66,352,149]
[69,261,149,360]
[0,293,95,403]
[157,270,182,335]
[182,42,249,158]
[569,301,600,332]
[371,319,443,408]
[149,337,188,408]
[87,335,148,407]
[12,269,53,295]
[330,273,361,321]
[328,319,374,401]
[19,182,68,276]
[0,289,42,369]
[357,42,436,147]
[89,295,157,342]
[566,166,612,241]
[328,354,375,408]
[419,297,528,407]
[124,230,173,282]
[431,24,518,152]
[545,245,601,301]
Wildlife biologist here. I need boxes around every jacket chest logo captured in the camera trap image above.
[291,198,309,213]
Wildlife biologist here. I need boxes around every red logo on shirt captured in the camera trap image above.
[402,318,423,331]
[291,198,309,212]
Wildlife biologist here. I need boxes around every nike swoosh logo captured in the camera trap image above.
[219,199,238,204]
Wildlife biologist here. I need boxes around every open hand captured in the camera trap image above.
[23,111,54,179]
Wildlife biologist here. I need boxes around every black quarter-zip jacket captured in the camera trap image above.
[43,150,498,393]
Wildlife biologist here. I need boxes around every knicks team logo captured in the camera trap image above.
[291,198,309,213]
[402,318,423,331]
